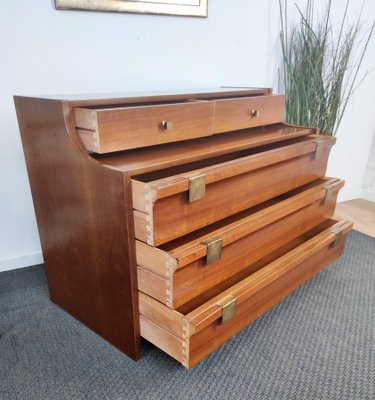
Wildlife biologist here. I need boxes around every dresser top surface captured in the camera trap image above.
[15,87,272,107]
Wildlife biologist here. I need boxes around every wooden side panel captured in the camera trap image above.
[74,107,97,130]
[14,97,141,360]
[137,267,168,304]
[151,148,333,245]
[214,95,285,133]
[76,128,99,153]
[133,210,150,243]
[187,237,347,368]
[138,292,184,337]
[131,179,149,213]
[136,240,172,276]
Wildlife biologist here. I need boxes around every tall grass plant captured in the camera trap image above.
[279,0,374,136]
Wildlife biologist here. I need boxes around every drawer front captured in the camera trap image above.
[74,101,214,153]
[132,136,336,246]
[214,95,285,133]
[139,218,352,368]
[136,178,344,309]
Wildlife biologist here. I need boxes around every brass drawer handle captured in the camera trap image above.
[160,121,173,131]
[330,227,343,248]
[251,109,260,118]
[216,295,237,324]
[201,237,222,265]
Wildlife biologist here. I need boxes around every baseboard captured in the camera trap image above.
[336,185,365,203]
[0,252,44,273]
[361,188,375,203]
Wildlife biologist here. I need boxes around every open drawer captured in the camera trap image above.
[213,94,285,133]
[132,135,336,246]
[136,178,344,309]
[74,100,215,153]
[139,218,353,368]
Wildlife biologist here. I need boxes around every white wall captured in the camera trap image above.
[327,70,375,200]
[0,0,374,272]
[361,132,375,202]
[285,0,375,202]
[327,13,375,200]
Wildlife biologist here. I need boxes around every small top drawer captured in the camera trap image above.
[214,95,285,133]
[74,101,215,153]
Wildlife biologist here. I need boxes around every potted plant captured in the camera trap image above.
[279,0,374,136]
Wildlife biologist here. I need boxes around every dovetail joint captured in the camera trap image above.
[182,319,190,368]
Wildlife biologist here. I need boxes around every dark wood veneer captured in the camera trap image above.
[14,97,141,360]
[14,87,271,361]
[14,87,350,367]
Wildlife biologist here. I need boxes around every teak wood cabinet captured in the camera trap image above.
[15,87,352,368]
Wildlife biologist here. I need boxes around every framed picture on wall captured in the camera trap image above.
[55,0,208,17]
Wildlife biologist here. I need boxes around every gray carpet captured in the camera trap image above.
[0,231,374,400]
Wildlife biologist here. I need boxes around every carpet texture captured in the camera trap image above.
[0,231,374,400]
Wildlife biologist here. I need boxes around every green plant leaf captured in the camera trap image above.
[279,0,374,136]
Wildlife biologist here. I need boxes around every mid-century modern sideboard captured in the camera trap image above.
[15,87,352,368]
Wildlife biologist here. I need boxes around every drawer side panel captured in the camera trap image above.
[140,317,184,363]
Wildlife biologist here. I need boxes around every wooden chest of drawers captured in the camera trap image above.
[14,87,352,368]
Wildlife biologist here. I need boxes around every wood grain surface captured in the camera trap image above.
[136,179,344,308]
[14,97,141,360]
[133,137,336,245]
[75,101,215,153]
[214,94,285,133]
[14,88,350,369]
[138,218,352,368]
[97,123,317,175]
[335,198,375,238]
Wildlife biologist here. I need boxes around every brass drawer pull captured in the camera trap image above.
[251,109,260,118]
[216,295,237,324]
[313,139,325,160]
[201,237,223,265]
[330,227,343,248]
[188,174,206,203]
[160,121,173,131]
